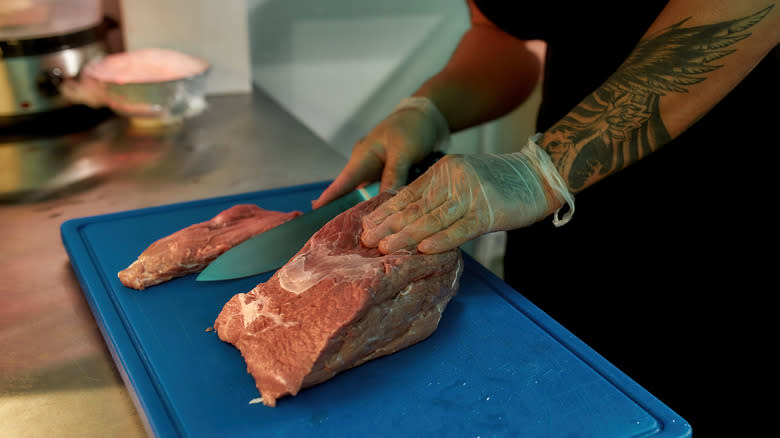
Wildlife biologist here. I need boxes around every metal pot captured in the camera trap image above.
[0,0,106,122]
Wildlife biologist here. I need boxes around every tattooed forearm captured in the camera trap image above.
[540,5,774,192]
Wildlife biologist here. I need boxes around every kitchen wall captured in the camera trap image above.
[118,0,541,158]
[246,0,473,157]
[120,0,252,94]
[245,0,542,151]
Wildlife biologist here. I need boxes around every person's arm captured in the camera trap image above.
[540,0,780,193]
[361,0,780,254]
[312,0,541,208]
[412,0,543,132]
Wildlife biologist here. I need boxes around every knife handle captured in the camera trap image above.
[358,152,446,201]
[357,182,380,200]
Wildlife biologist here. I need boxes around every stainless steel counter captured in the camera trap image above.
[0,91,347,437]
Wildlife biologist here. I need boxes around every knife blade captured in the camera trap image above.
[196,152,444,281]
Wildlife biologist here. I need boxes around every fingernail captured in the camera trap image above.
[379,234,418,254]
[417,239,438,254]
[360,230,378,247]
[378,238,398,254]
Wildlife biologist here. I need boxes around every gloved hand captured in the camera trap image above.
[361,136,575,254]
[312,97,449,209]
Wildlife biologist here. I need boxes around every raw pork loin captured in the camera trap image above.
[119,205,301,290]
[214,192,463,407]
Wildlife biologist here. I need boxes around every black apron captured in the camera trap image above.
[473,0,779,432]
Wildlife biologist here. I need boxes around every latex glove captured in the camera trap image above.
[312,97,449,209]
[361,136,575,254]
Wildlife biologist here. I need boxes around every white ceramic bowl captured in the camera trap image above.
[78,48,211,125]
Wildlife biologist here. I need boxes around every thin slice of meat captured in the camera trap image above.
[118,204,301,290]
[214,192,462,407]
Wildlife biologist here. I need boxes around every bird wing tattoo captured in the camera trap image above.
[542,5,773,190]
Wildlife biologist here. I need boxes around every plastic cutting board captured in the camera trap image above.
[61,181,691,437]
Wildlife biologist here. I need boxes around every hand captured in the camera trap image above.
[312,98,447,209]
[361,140,574,254]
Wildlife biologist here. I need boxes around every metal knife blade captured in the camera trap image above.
[196,183,378,281]
[196,151,444,281]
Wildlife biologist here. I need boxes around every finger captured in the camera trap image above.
[361,197,429,248]
[360,186,422,247]
[362,181,422,227]
[417,215,484,254]
[380,153,412,193]
[363,167,451,231]
[376,198,466,254]
[312,150,383,209]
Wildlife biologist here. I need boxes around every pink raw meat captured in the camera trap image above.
[118,204,301,290]
[214,192,463,406]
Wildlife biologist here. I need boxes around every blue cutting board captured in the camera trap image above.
[61,181,691,438]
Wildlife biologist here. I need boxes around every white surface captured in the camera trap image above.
[252,15,441,148]
[119,0,251,94]
[247,0,469,156]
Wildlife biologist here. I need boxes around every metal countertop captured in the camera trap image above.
[0,90,347,437]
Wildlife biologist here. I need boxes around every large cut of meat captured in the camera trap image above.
[118,205,301,290]
[214,192,463,407]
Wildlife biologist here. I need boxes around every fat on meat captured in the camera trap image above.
[118,204,301,290]
[214,192,463,407]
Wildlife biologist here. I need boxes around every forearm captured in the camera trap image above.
[538,0,779,193]
[412,0,543,133]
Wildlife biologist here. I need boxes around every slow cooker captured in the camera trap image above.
[0,0,108,128]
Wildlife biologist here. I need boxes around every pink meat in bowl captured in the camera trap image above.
[82,48,211,124]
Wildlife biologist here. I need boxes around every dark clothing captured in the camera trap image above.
[474,0,779,434]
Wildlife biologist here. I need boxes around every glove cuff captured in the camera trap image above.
[393,97,451,152]
[526,133,575,227]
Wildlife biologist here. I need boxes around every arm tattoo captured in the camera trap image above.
[541,5,773,191]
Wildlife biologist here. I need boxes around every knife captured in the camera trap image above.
[196,152,444,281]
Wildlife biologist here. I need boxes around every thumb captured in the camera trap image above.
[313,153,383,209]
[380,153,412,193]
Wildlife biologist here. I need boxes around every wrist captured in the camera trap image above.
[393,97,451,152]
[522,134,575,226]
